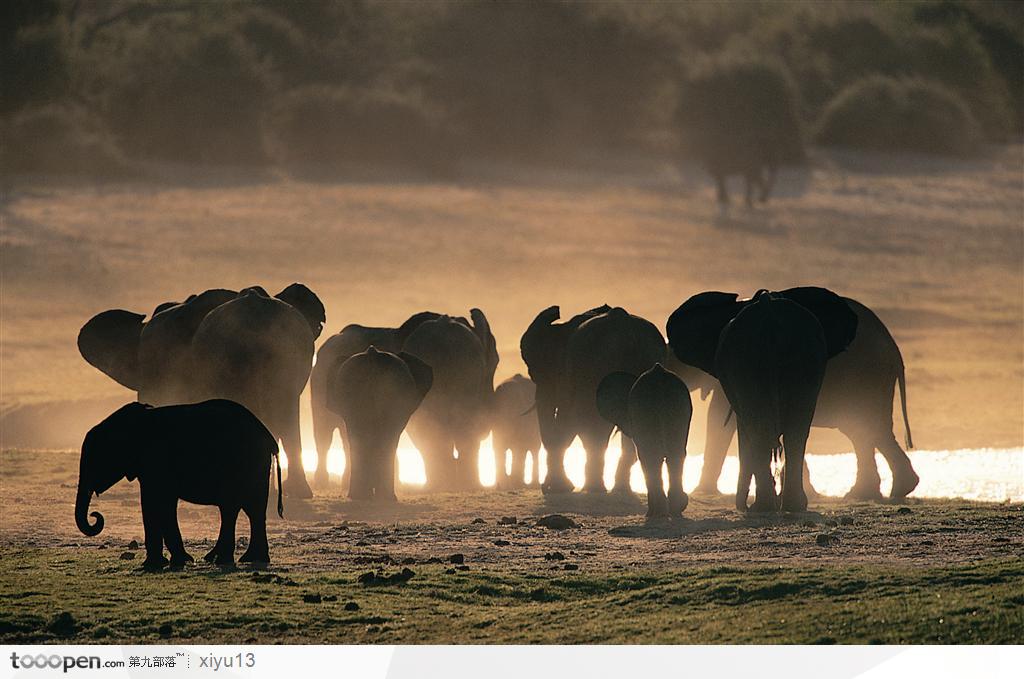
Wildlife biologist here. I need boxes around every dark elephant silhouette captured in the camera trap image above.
[310,309,497,491]
[77,284,325,498]
[521,305,665,494]
[491,374,542,489]
[597,364,692,518]
[75,399,282,570]
[668,288,858,512]
[324,347,433,502]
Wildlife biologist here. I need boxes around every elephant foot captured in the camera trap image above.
[668,491,689,515]
[284,474,314,499]
[214,553,236,567]
[845,483,884,502]
[890,469,920,500]
[582,483,608,494]
[748,496,776,513]
[610,483,634,496]
[168,552,194,569]
[203,546,220,563]
[313,468,331,489]
[541,475,575,495]
[142,554,169,572]
[691,482,723,497]
[644,510,670,523]
[239,549,270,564]
[781,491,808,514]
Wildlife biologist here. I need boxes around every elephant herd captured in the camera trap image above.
[77,284,920,525]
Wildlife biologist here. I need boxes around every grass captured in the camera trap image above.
[1,549,1020,644]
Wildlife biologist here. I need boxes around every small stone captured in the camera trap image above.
[323,595,338,602]
[127,540,139,550]
[389,568,416,583]
[471,518,486,524]
[536,514,578,530]
[563,564,579,571]
[920,540,936,546]
[801,520,817,528]
[896,507,913,515]
[456,565,470,571]
[816,533,840,547]
[493,539,511,546]
[824,519,838,527]
[46,612,80,637]
[344,602,360,611]
[445,568,457,575]
[401,557,416,564]
[498,516,518,525]
[158,623,173,638]
[839,516,855,525]
[91,626,111,639]
[448,553,465,564]
[357,571,377,585]
[425,557,443,564]
[544,551,565,561]
[119,552,136,560]
[302,593,323,603]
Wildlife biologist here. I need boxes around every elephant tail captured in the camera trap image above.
[897,364,913,449]
[273,447,284,519]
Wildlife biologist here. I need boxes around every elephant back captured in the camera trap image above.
[327,348,422,428]
[569,308,666,388]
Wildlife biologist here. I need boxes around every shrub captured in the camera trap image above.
[263,85,451,174]
[675,51,805,175]
[814,75,982,155]
[1,103,127,176]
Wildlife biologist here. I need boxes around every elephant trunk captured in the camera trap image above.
[75,481,104,537]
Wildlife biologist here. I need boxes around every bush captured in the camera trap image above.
[675,52,805,175]
[815,76,982,155]
[1,104,127,176]
[263,85,451,174]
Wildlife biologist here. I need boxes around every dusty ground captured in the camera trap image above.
[1,449,1021,643]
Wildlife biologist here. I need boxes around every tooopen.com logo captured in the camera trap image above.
[10,652,125,673]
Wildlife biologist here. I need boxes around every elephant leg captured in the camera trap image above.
[454,442,481,490]
[140,484,169,571]
[581,429,611,493]
[376,449,398,503]
[423,443,456,492]
[312,404,337,489]
[666,453,688,516]
[493,446,508,489]
[612,435,637,494]
[845,433,884,501]
[541,445,574,494]
[239,502,270,564]
[162,498,193,568]
[878,433,919,500]
[347,441,371,501]
[208,505,239,566]
[509,448,526,488]
[694,389,735,496]
[339,422,352,494]
[639,454,668,518]
[276,398,312,499]
[750,462,777,513]
[527,450,542,487]
[780,430,809,513]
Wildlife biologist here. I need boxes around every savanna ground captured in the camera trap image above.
[1,147,1023,643]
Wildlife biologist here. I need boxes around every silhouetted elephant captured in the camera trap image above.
[686,295,918,500]
[597,365,692,518]
[325,347,433,502]
[668,288,858,512]
[521,305,665,494]
[311,309,497,491]
[75,400,282,570]
[77,284,325,498]
[492,374,542,489]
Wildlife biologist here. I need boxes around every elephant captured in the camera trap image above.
[521,305,666,494]
[667,287,858,512]
[685,296,918,501]
[310,309,497,491]
[491,374,542,489]
[75,399,282,570]
[597,364,692,518]
[77,284,325,498]
[324,347,433,501]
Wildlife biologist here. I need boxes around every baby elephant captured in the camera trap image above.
[597,364,692,518]
[75,400,282,570]
[326,346,433,501]
[492,374,542,488]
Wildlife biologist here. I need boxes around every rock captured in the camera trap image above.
[920,540,936,546]
[896,507,913,515]
[401,557,416,564]
[816,533,840,547]
[563,564,579,571]
[493,539,510,546]
[544,551,566,561]
[302,593,323,603]
[498,516,518,525]
[839,516,855,525]
[536,514,579,530]
[119,552,136,560]
[425,556,443,564]
[448,553,465,564]
[445,568,457,575]
[91,626,111,639]
[456,565,470,571]
[250,573,275,583]
[158,623,173,638]
[801,520,817,528]
[824,519,838,527]
[127,540,139,550]
[323,595,337,602]
[344,602,360,611]
[471,518,486,524]
[391,568,416,583]
[357,571,377,585]
[46,612,80,637]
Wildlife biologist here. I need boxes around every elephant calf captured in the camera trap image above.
[75,400,283,570]
[325,347,433,502]
[492,374,542,489]
[597,365,692,518]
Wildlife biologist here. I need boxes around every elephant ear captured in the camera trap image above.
[78,310,146,391]
[520,305,560,370]
[398,351,434,401]
[780,287,859,358]
[596,371,638,435]
[469,308,499,385]
[276,283,326,339]
[666,292,744,378]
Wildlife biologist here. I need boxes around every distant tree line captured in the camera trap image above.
[2,0,1021,177]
